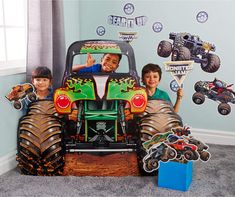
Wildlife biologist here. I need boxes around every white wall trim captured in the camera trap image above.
[191,128,235,145]
[0,150,17,176]
[0,129,234,175]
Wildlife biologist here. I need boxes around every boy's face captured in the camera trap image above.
[101,54,120,73]
[143,71,160,89]
[32,78,51,92]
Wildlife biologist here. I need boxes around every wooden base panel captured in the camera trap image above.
[63,152,140,176]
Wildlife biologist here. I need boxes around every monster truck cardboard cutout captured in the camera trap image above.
[5,83,37,110]
[12,40,148,175]
[54,40,147,152]
[142,127,211,173]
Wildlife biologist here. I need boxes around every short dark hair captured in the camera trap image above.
[142,63,162,80]
[103,53,122,62]
[31,66,52,80]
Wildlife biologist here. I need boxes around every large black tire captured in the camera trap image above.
[146,158,159,172]
[26,92,37,102]
[183,150,194,160]
[136,129,158,176]
[17,114,64,175]
[218,103,231,115]
[201,54,220,73]
[137,100,183,142]
[27,100,59,116]
[161,147,176,162]
[136,137,150,176]
[192,92,205,105]
[167,148,177,160]
[200,150,210,161]
[17,100,64,175]
[143,160,152,172]
[13,100,22,110]
[172,46,191,61]
[192,151,199,160]
[157,41,172,57]
[194,81,203,92]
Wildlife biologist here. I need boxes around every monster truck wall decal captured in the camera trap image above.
[192,78,235,115]
[157,32,220,73]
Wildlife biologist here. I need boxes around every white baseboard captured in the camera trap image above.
[0,129,234,175]
[0,150,17,176]
[191,128,235,145]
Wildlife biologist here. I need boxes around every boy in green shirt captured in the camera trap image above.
[142,63,183,113]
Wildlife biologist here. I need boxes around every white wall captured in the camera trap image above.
[0,74,25,157]
[0,74,25,174]
[63,0,80,49]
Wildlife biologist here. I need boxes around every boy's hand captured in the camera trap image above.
[86,53,96,67]
[177,88,183,100]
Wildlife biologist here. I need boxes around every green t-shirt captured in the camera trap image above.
[148,88,172,103]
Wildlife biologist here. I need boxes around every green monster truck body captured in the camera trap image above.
[16,40,147,175]
[54,40,147,152]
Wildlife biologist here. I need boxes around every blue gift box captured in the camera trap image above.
[158,161,193,191]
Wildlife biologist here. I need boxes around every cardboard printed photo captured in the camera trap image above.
[11,39,149,176]
[6,83,37,110]
[193,78,235,115]
[142,126,211,173]
[5,39,213,177]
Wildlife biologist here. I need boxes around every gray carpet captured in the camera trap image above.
[0,144,235,197]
